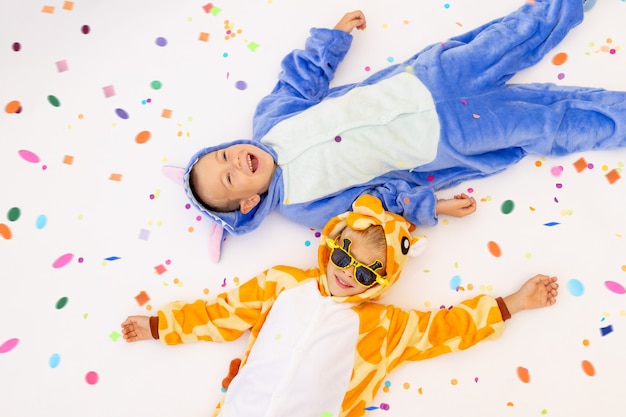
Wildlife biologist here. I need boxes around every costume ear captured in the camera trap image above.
[162,166,185,185]
[239,194,261,214]
[162,165,225,263]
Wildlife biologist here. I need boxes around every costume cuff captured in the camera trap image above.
[149,316,160,339]
[496,297,511,321]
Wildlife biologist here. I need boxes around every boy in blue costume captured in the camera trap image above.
[179,0,624,260]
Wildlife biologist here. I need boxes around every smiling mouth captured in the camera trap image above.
[335,274,353,289]
[247,154,259,173]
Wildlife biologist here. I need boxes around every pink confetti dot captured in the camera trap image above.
[610,49,616,55]
[466,187,474,193]
[18,149,40,163]
[85,371,99,385]
[427,175,435,182]
[52,253,74,268]
[605,280,626,294]
[551,165,564,176]
[196,215,202,221]
[557,73,565,80]
[364,66,371,71]
[185,203,191,209]
[0,338,19,354]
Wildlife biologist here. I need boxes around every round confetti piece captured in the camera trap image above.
[551,52,568,65]
[52,253,74,269]
[85,371,99,385]
[55,297,69,309]
[235,80,247,90]
[35,214,47,229]
[487,241,502,257]
[135,130,151,144]
[567,278,585,296]
[449,275,461,290]
[7,207,21,222]
[550,165,564,176]
[0,224,12,240]
[18,149,40,163]
[150,80,162,90]
[81,25,91,34]
[500,200,514,214]
[581,360,595,376]
[5,100,21,114]
[0,338,19,353]
[12,42,21,52]
[49,353,61,368]
[47,95,61,107]
[155,36,167,46]
[604,280,626,294]
[557,73,565,80]
[516,366,530,383]
[115,108,129,119]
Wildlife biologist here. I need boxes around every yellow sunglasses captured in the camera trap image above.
[326,238,388,288]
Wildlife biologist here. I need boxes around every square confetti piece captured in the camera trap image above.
[154,264,167,275]
[134,291,150,306]
[109,331,121,341]
[41,5,55,13]
[63,1,74,10]
[198,32,210,42]
[56,59,69,72]
[573,157,588,173]
[102,85,116,98]
[108,173,123,181]
[138,228,150,240]
[600,324,614,336]
[161,109,173,118]
[202,2,213,13]
[247,41,260,52]
[62,155,74,165]
[606,169,621,184]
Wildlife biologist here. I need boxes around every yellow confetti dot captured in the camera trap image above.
[203,288,209,295]
[525,252,532,259]
[173,278,179,284]
[382,386,390,393]
[146,305,152,311]
[467,283,474,290]
[417,387,423,394]
[582,339,590,346]
[188,226,194,232]
[403,382,410,389]
[507,402,514,407]
[442,219,449,225]
[424,300,431,307]
[450,379,458,385]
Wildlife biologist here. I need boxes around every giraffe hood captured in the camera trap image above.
[318,195,426,303]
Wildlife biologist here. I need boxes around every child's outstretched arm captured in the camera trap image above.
[333,10,367,33]
[436,193,477,218]
[503,274,559,316]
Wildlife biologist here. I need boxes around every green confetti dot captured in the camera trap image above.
[109,331,122,342]
[320,412,333,417]
[7,207,21,222]
[47,95,61,107]
[247,41,260,52]
[501,199,515,214]
[150,80,162,90]
[55,297,68,309]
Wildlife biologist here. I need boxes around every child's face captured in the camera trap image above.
[193,144,275,212]
[326,233,386,297]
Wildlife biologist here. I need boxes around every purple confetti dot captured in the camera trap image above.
[334,136,342,143]
[115,108,129,119]
[149,194,155,200]
[314,231,321,238]
[557,73,565,80]
[155,37,168,47]
[556,183,563,189]
[78,257,84,263]
[165,259,171,265]
[147,98,152,103]
[81,25,90,34]
[185,203,191,209]
[380,403,390,410]
[588,163,594,169]
[235,80,247,90]
[12,42,21,52]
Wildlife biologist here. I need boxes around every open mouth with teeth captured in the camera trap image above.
[334,274,354,289]
[246,153,259,173]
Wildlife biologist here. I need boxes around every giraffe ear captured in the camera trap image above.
[162,166,185,185]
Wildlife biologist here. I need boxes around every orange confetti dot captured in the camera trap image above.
[472,113,481,119]
[109,173,123,181]
[62,155,74,165]
[417,387,423,394]
[63,1,74,11]
[203,288,210,295]
[605,169,621,184]
[535,160,542,167]
[621,265,626,272]
[0,224,13,240]
[5,100,21,114]
[517,366,530,383]
[551,52,568,66]
[507,402,515,407]
[487,241,502,257]
[161,109,173,118]
[582,339,590,346]
[403,382,410,389]
[135,130,151,144]
[450,378,458,385]
[573,157,588,173]
[582,360,595,376]
[41,5,55,13]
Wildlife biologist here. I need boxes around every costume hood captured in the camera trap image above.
[318,194,426,303]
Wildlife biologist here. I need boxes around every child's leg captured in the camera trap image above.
[411,0,584,97]
[441,83,626,157]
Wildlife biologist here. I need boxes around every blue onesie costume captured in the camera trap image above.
[182,0,626,259]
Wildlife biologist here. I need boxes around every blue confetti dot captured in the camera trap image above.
[449,275,461,290]
[49,353,61,368]
[115,108,129,119]
[35,214,47,229]
[235,80,247,90]
[567,278,585,296]
[304,240,311,247]
[155,37,167,47]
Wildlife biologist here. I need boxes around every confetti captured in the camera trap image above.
[49,353,61,368]
[5,100,22,113]
[600,325,613,336]
[487,241,502,257]
[109,173,123,181]
[7,207,21,221]
[135,130,151,144]
[500,200,514,214]
[102,85,116,98]
[155,37,167,46]
[0,224,12,240]
[18,149,40,163]
[604,280,626,294]
[55,297,69,309]
[135,291,150,306]
[551,52,568,65]
[567,278,585,296]
[115,108,129,119]
[52,253,74,269]
[581,360,595,377]
[104,256,121,261]
[235,80,247,90]
[543,222,560,226]
[517,366,530,383]
[56,59,69,72]
[85,371,99,385]
[47,95,61,107]
[0,338,19,353]
[605,169,620,184]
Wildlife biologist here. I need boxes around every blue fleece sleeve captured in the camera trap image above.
[253,28,353,139]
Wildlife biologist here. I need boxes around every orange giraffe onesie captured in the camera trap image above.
[153,195,509,417]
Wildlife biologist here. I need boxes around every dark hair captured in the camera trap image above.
[189,165,240,213]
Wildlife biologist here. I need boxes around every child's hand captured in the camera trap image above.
[121,315,153,342]
[334,10,367,33]
[435,193,477,218]
[503,275,559,315]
